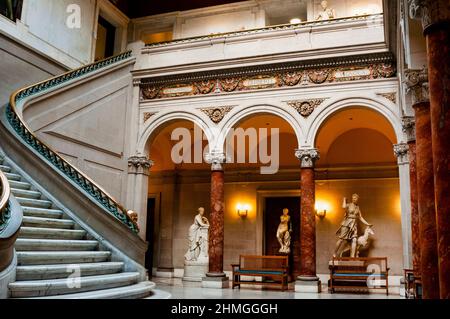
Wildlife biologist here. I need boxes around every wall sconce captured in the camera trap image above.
[315,201,329,219]
[236,204,249,219]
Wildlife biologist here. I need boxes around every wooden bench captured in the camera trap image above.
[231,255,289,291]
[329,257,389,295]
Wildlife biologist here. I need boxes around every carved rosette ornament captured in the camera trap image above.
[200,106,233,124]
[288,99,327,117]
[393,143,410,165]
[377,92,397,104]
[402,116,416,142]
[205,151,226,171]
[404,68,429,105]
[295,148,320,168]
[409,0,450,33]
[128,155,154,175]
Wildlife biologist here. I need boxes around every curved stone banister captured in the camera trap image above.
[4,51,140,234]
[0,169,11,233]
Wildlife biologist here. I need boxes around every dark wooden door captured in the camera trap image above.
[145,198,156,275]
[264,196,301,277]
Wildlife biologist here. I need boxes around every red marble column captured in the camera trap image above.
[427,26,450,300]
[414,101,440,299]
[295,149,320,280]
[408,141,421,276]
[207,163,226,276]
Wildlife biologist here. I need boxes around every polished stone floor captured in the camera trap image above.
[152,277,402,299]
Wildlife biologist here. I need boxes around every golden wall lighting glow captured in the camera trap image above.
[315,200,330,219]
[236,203,250,219]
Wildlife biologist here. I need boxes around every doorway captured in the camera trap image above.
[264,196,301,277]
[95,16,116,61]
[145,198,156,275]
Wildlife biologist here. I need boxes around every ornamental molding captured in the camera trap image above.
[140,53,396,101]
[402,116,416,142]
[409,0,450,33]
[204,151,226,171]
[295,148,320,168]
[287,99,327,117]
[133,78,142,87]
[200,106,234,124]
[393,143,409,164]
[404,68,429,105]
[143,112,157,123]
[128,155,154,175]
[377,92,397,104]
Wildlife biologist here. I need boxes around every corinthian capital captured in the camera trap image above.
[404,68,429,105]
[128,154,154,175]
[402,116,416,142]
[394,143,409,165]
[295,148,320,168]
[409,0,450,33]
[205,150,226,171]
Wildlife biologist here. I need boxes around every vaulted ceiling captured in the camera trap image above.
[110,0,244,18]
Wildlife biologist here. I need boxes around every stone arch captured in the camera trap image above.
[137,110,214,156]
[215,103,304,151]
[306,97,403,147]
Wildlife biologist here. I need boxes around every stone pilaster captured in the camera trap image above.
[294,148,321,293]
[202,151,229,288]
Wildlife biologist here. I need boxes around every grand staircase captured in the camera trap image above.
[0,156,158,299]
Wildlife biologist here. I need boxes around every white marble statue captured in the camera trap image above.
[276,208,292,254]
[184,207,210,262]
[316,0,336,20]
[333,194,373,258]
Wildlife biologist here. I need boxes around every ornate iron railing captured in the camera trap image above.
[4,51,140,234]
[0,169,11,233]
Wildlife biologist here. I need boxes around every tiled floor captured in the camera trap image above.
[152,277,402,299]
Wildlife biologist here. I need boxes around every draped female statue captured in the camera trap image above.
[184,207,210,262]
[277,208,292,254]
[316,0,336,20]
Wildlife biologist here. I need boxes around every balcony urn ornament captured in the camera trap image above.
[333,194,373,258]
[183,207,210,281]
[277,208,292,254]
[316,0,336,20]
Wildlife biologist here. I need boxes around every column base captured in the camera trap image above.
[295,276,322,293]
[202,273,230,289]
[155,268,174,278]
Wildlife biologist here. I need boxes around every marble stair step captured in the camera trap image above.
[22,207,63,219]
[4,172,22,181]
[17,251,111,265]
[17,198,52,209]
[0,164,12,173]
[19,227,86,240]
[22,216,74,229]
[11,188,42,199]
[15,238,98,251]
[9,272,140,298]
[30,281,156,299]
[8,180,32,190]
[16,262,124,280]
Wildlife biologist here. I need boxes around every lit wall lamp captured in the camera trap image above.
[315,201,328,219]
[237,203,250,219]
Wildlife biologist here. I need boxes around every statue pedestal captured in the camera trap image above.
[182,259,209,282]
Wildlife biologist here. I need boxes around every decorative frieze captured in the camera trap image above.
[205,151,226,171]
[287,99,327,117]
[409,0,450,33]
[393,143,410,165]
[128,155,154,175]
[377,92,397,104]
[200,106,233,124]
[295,148,320,168]
[140,53,396,101]
[402,116,416,142]
[404,68,429,105]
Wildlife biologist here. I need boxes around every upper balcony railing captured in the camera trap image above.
[138,13,386,71]
[4,51,140,234]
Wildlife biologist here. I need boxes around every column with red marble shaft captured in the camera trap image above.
[202,151,229,288]
[402,117,421,277]
[405,68,440,299]
[409,0,450,299]
[294,148,321,293]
